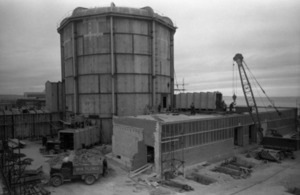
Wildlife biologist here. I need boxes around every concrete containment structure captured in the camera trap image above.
[112,107,298,177]
[57,4,176,143]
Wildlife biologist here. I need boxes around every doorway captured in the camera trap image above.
[249,125,257,144]
[147,146,154,163]
[234,127,243,146]
[162,95,168,109]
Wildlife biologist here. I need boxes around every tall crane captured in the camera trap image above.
[233,53,263,142]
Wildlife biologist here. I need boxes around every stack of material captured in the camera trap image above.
[47,151,71,168]
[186,172,216,185]
[73,149,104,166]
[159,180,194,192]
[8,139,26,148]
[257,149,284,162]
[48,147,105,168]
[212,158,252,179]
[24,184,50,195]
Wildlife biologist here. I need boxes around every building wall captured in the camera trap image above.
[112,108,297,174]
[45,81,63,112]
[0,111,62,139]
[162,139,234,167]
[112,124,147,170]
[114,117,157,147]
[160,108,297,176]
[261,109,298,135]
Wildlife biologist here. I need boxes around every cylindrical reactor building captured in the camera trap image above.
[57,5,176,142]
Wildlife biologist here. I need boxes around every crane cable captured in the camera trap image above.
[232,62,235,95]
[232,61,238,102]
[244,62,273,119]
[243,61,281,116]
[174,69,179,92]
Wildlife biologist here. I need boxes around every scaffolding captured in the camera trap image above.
[0,131,48,194]
[161,124,185,180]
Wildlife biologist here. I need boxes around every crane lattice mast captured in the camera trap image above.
[233,54,262,134]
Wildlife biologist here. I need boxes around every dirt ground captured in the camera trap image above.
[1,140,300,195]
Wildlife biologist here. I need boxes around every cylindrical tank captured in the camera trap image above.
[207,92,215,110]
[200,92,207,109]
[179,93,187,109]
[186,93,193,109]
[175,94,181,110]
[57,5,176,143]
[193,92,201,109]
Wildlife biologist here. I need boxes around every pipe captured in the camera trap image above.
[170,32,175,108]
[72,22,79,114]
[110,16,115,115]
[152,20,156,107]
[60,34,66,117]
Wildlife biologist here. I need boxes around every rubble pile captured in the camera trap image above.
[47,147,105,168]
[73,148,104,165]
[47,151,70,168]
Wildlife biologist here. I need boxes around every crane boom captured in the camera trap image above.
[233,54,263,138]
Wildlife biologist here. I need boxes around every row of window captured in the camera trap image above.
[161,109,296,139]
[161,116,250,138]
[161,128,234,153]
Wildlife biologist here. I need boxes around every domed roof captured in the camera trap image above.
[58,4,175,31]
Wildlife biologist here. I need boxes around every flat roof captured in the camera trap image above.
[121,107,294,124]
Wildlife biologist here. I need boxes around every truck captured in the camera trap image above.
[49,150,107,186]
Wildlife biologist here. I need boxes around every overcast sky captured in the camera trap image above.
[0,0,299,97]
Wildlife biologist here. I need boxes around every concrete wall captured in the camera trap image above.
[58,7,176,143]
[163,139,234,167]
[45,81,63,112]
[114,117,157,147]
[0,111,62,139]
[59,12,175,116]
[159,108,297,176]
[112,124,147,170]
[261,109,297,136]
[112,108,297,176]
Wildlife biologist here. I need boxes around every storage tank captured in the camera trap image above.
[207,92,215,109]
[186,93,193,109]
[200,92,207,109]
[179,93,187,109]
[175,94,181,110]
[57,4,176,143]
[193,93,201,109]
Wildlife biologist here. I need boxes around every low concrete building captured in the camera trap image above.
[112,107,297,177]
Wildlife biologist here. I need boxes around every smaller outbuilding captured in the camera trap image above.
[112,107,298,178]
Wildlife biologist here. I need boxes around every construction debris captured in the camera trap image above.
[158,180,194,192]
[212,158,252,179]
[8,138,26,148]
[256,149,295,162]
[47,147,106,169]
[256,149,282,162]
[129,164,153,178]
[186,172,216,185]
[24,184,51,195]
